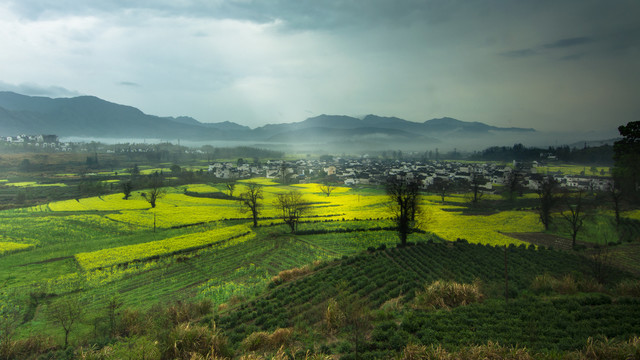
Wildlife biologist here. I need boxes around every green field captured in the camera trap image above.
[1,178,639,359]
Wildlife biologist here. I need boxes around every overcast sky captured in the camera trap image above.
[0,1,638,132]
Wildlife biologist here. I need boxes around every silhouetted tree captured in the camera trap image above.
[505,169,523,201]
[319,180,336,197]
[385,176,421,245]
[224,177,237,198]
[561,189,587,248]
[239,182,263,227]
[47,296,84,348]
[538,176,560,231]
[274,190,306,233]
[613,121,640,203]
[608,182,624,227]
[429,177,451,203]
[121,180,133,200]
[141,173,165,208]
[469,172,486,204]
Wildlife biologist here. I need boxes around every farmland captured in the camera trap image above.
[0,168,639,358]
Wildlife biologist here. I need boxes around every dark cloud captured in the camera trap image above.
[118,81,140,87]
[502,35,595,59]
[501,48,538,58]
[543,36,594,49]
[559,53,586,61]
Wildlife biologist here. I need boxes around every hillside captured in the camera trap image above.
[217,241,637,356]
[1,172,639,358]
[0,92,536,149]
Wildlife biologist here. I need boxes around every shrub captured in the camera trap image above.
[242,331,271,352]
[576,336,640,360]
[615,279,640,297]
[268,328,293,349]
[272,265,312,283]
[1,334,57,359]
[555,274,578,295]
[413,280,483,310]
[165,323,230,360]
[324,298,346,334]
[401,341,534,360]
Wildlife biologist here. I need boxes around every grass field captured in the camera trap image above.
[0,178,638,357]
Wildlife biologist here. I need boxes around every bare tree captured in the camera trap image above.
[141,173,165,208]
[537,176,560,231]
[385,176,421,245]
[279,162,289,184]
[561,189,587,248]
[274,190,307,233]
[469,172,486,204]
[504,170,523,201]
[608,182,623,227]
[239,182,263,227]
[429,177,451,203]
[224,177,237,198]
[47,296,84,348]
[319,180,336,197]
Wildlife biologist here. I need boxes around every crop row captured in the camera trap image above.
[75,224,253,270]
[217,241,631,344]
[390,295,639,353]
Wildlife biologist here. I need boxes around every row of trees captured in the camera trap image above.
[124,121,639,246]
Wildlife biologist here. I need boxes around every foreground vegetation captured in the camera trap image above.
[0,144,639,359]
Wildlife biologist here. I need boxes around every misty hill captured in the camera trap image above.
[0,92,536,148]
[0,92,228,140]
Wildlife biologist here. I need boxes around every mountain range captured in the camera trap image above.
[0,91,536,148]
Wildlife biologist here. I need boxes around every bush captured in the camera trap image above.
[241,328,293,352]
[615,279,640,297]
[413,280,483,310]
[400,341,534,360]
[1,334,57,359]
[164,323,230,360]
[271,265,311,283]
[324,298,346,334]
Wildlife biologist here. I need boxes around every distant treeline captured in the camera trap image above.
[468,143,614,165]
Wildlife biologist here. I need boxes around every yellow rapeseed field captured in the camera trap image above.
[75,224,253,270]
[0,241,34,254]
[40,180,542,245]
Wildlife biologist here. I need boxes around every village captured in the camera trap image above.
[208,157,613,194]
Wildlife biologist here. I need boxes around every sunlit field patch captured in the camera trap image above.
[4,181,67,187]
[292,183,352,195]
[238,177,279,186]
[425,206,540,246]
[183,184,221,193]
[0,241,34,254]
[75,224,253,270]
[49,194,150,212]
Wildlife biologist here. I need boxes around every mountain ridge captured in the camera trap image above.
[0,92,536,147]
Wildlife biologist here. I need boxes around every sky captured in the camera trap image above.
[0,0,638,133]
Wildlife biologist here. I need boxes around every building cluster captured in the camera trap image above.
[2,134,60,147]
[208,158,613,192]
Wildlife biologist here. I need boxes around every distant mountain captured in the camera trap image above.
[0,92,537,150]
[0,92,228,140]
